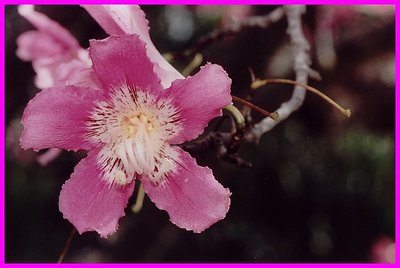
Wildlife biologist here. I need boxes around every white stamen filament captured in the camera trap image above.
[86,86,182,186]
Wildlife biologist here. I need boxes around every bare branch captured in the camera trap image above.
[174,7,285,59]
[184,6,314,168]
[245,5,311,143]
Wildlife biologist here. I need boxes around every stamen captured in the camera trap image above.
[86,86,182,186]
[251,78,351,118]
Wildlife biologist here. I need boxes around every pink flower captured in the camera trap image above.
[16,4,182,166]
[17,5,183,90]
[16,5,91,89]
[21,34,232,237]
[369,236,395,263]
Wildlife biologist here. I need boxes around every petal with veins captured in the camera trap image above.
[142,147,231,233]
[21,85,103,151]
[82,5,183,88]
[166,63,232,145]
[59,149,135,238]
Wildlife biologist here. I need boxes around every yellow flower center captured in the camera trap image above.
[122,113,155,138]
[86,86,182,186]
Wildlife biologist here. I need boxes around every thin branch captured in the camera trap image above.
[57,227,76,263]
[251,78,351,117]
[232,95,279,120]
[245,5,311,143]
[183,6,314,168]
[174,7,285,59]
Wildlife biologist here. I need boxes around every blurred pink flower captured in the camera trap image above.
[195,5,253,27]
[21,34,232,237]
[369,236,395,263]
[6,118,61,166]
[6,119,36,166]
[16,5,92,89]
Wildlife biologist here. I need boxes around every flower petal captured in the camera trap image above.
[166,63,232,144]
[18,5,79,52]
[59,150,135,238]
[66,66,102,89]
[89,34,162,94]
[37,148,62,166]
[21,85,103,151]
[16,31,66,61]
[31,56,91,89]
[142,147,231,233]
[82,5,183,88]
[17,6,91,89]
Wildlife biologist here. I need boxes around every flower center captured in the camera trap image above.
[86,86,181,186]
[122,113,154,138]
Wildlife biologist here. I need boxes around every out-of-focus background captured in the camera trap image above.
[5,5,395,263]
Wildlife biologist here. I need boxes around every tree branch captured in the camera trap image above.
[173,7,285,59]
[245,5,311,142]
[185,5,313,167]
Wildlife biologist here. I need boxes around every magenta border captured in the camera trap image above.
[1,1,399,4]
[395,2,398,266]
[1,3,5,267]
[1,1,397,266]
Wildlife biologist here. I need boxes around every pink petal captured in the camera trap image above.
[166,63,232,145]
[18,5,79,52]
[17,6,91,89]
[37,148,62,166]
[141,147,231,233]
[66,66,102,89]
[32,56,91,89]
[16,31,66,61]
[59,150,135,238]
[89,34,162,94]
[82,5,183,88]
[21,86,103,151]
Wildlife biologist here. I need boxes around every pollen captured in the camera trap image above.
[114,169,128,185]
[122,113,155,139]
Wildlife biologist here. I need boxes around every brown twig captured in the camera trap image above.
[173,7,285,59]
[183,6,313,166]
[232,95,279,120]
[57,227,76,263]
[245,5,312,142]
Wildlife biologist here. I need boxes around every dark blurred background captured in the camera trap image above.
[5,5,395,263]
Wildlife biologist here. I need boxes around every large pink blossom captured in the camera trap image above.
[16,5,183,166]
[21,34,232,237]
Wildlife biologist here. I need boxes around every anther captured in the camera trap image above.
[114,169,127,185]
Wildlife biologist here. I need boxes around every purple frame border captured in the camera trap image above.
[1,1,397,266]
